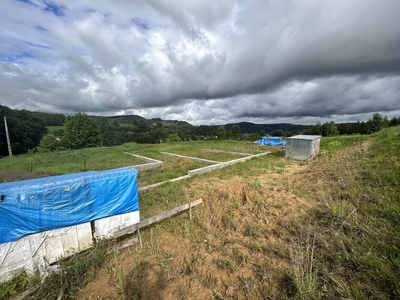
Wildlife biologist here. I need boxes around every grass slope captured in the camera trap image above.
[0,130,399,299]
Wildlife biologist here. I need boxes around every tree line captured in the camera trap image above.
[1,104,399,156]
[303,113,399,136]
[0,105,62,156]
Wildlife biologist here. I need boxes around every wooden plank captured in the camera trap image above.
[136,198,202,229]
[113,199,202,238]
[137,228,142,247]
[11,286,39,300]
[107,237,139,253]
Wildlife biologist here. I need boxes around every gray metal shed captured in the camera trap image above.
[285,135,322,161]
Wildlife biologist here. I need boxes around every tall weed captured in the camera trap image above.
[285,127,400,299]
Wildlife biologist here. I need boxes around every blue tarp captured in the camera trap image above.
[255,136,287,146]
[0,168,139,243]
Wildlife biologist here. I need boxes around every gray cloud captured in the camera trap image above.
[233,75,400,119]
[0,0,399,125]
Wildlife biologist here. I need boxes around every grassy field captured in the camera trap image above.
[0,130,399,299]
[283,129,400,299]
[0,140,278,189]
[0,140,277,183]
[46,125,66,132]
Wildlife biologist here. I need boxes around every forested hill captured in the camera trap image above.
[0,105,65,157]
[1,104,399,156]
[91,114,145,124]
[91,115,193,128]
[214,122,307,134]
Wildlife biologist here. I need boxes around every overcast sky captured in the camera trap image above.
[1,0,400,125]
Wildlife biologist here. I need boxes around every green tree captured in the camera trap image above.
[52,129,65,137]
[383,115,390,128]
[64,111,101,149]
[37,134,66,152]
[247,132,260,141]
[229,125,241,140]
[216,126,226,140]
[34,112,66,126]
[0,105,47,156]
[321,121,339,136]
[338,122,354,135]
[270,129,285,136]
[289,129,300,136]
[369,113,387,133]
[195,125,217,139]
[358,121,371,135]
[389,117,400,127]
[166,133,181,142]
[328,121,339,136]
[313,121,322,135]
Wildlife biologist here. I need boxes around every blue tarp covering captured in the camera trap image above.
[0,168,139,243]
[255,136,287,146]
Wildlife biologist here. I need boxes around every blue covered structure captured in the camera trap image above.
[255,136,287,146]
[0,168,139,243]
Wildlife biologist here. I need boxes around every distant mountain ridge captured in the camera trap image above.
[2,103,398,157]
[91,115,194,128]
[1,102,306,136]
[210,121,308,134]
[92,114,306,133]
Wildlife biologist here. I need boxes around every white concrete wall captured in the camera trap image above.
[0,210,140,283]
[94,211,140,240]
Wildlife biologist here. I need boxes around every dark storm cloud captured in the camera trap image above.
[203,1,400,101]
[0,0,400,125]
[232,75,400,119]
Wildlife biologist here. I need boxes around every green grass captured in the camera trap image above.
[319,134,369,156]
[46,125,66,132]
[0,140,275,181]
[1,131,399,299]
[0,144,144,177]
[0,271,41,300]
[285,127,400,299]
[34,242,108,299]
[138,159,205,186]
[0,242,109,299]
[118,122,133,127]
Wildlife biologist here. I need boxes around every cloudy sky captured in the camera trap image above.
[1,0,400,125]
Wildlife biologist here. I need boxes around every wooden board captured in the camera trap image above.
[113,199,202,238]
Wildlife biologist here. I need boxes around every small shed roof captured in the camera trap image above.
[287,135,321,140]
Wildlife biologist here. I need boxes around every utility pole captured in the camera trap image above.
[4,116,12,157]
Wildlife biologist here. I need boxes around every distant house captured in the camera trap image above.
[285,135,321,161]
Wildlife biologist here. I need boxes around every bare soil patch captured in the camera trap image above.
[78,160,315,299]
[0,170,47,183]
